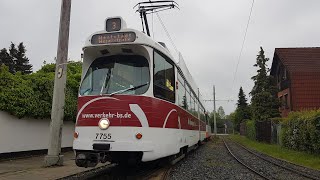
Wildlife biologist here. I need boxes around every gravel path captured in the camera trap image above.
[169,138,264,180]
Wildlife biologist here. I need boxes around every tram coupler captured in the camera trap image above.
[75,152,99,168]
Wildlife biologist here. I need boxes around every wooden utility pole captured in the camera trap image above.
[44,0,71,167]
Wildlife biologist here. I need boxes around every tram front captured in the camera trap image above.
[73,17,179,167]
[73,17,156,167]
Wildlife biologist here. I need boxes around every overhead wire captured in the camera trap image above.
[231,0,255,91]
[145,0,179,54]
[152,10,154,38]
[155,13,179,55]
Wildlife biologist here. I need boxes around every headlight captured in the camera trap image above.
[98,118,110,130]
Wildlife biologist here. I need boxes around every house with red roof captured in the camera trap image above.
[270,47,320,117]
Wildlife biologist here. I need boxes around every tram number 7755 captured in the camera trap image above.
[95,133,112,140]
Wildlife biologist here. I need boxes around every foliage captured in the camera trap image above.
[226,112,236,123]
[0,65,34,118]
[217,106,225,119]
[250,47,280,121]
[245,120,256,140]
[270,117,286,124]
[230,135,320,170]
[233,87,251,131]
[0,42,33,74]
[182,95,188,110]
[281,110,320,154]
[0,62,82,121]
[238,87,248,108]
[14,43,33,74]
[209,109,225,129]
[0,48,14,73]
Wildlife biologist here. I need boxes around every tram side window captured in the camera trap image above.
[177,73,186,109]
[194,100,198,117]
[185,85,190,111]
[200,107,206,122]
[190,94,195,115]
[154,51,175,102]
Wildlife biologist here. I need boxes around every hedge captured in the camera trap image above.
[281,110,320,154]
[0,62,81,121]
[245,120,256,140]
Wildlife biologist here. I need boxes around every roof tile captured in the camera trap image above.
[275,47,320,72]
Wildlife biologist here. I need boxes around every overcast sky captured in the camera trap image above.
[1,0,319,114]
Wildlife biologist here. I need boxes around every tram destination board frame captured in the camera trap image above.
[91,32,136,45]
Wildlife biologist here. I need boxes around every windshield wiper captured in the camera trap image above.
[108,82,149,97]
[100,69,112,95]
[82,88,92,95]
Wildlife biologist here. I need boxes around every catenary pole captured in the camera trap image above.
[213,85,217,135]
[44,0,71,167]
[198,88,201,138]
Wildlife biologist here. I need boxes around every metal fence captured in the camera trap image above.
[239,119,282,145]
[271,122,282,145]
[240,122,246,136]
[256,120,271,143]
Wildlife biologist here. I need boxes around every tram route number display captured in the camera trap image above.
[96,133,112,140]
[91,32,136,45]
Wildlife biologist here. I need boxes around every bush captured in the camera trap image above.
[245,120,256,140]
[0,62,82,121]
[0,66,34,118]
[270,117,286,124]
[281,110,320,154]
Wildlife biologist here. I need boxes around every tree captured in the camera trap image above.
[238,87,248,109]
[234,87,251,131]
[9,42,18,72]
[250,47,280,121]
[182,95,188,110]
[0,48,15,73]
[14,42,32,74]
[209,107,226,130]
[217,106,225,119]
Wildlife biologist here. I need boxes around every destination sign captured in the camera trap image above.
[91,32,136,45]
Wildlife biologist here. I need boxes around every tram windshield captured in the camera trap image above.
[79,55,150,96]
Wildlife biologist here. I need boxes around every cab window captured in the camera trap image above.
[153,51,175,102]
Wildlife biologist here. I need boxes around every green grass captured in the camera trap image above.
[229,135,320,171]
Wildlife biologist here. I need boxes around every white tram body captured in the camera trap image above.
[73,17,211,167]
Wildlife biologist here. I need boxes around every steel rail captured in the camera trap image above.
[222,138,271,180]
[58,163,117,180]
[234,141,320,180]
[161,166,172,180]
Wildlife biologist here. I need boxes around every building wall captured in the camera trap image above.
[277,88,291,117]
[291,72,320,111]
[0,111,75,154]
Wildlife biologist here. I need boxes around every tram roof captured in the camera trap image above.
[83,25,206,110]
[83,28,176,62]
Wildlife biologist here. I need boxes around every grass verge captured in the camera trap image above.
[229,134,320,171]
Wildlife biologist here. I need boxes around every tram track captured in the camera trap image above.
[222,137,320,180]
[140,166,172,180]
[59,159,173,180]
[233,141,320,180]
[222,138,270,180]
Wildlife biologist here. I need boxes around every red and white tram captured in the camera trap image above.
[73,17,211,167]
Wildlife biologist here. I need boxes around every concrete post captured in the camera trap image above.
[44,0,71,167]
[213,85,217,135]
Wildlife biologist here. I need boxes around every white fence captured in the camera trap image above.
[0,111,75,154]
